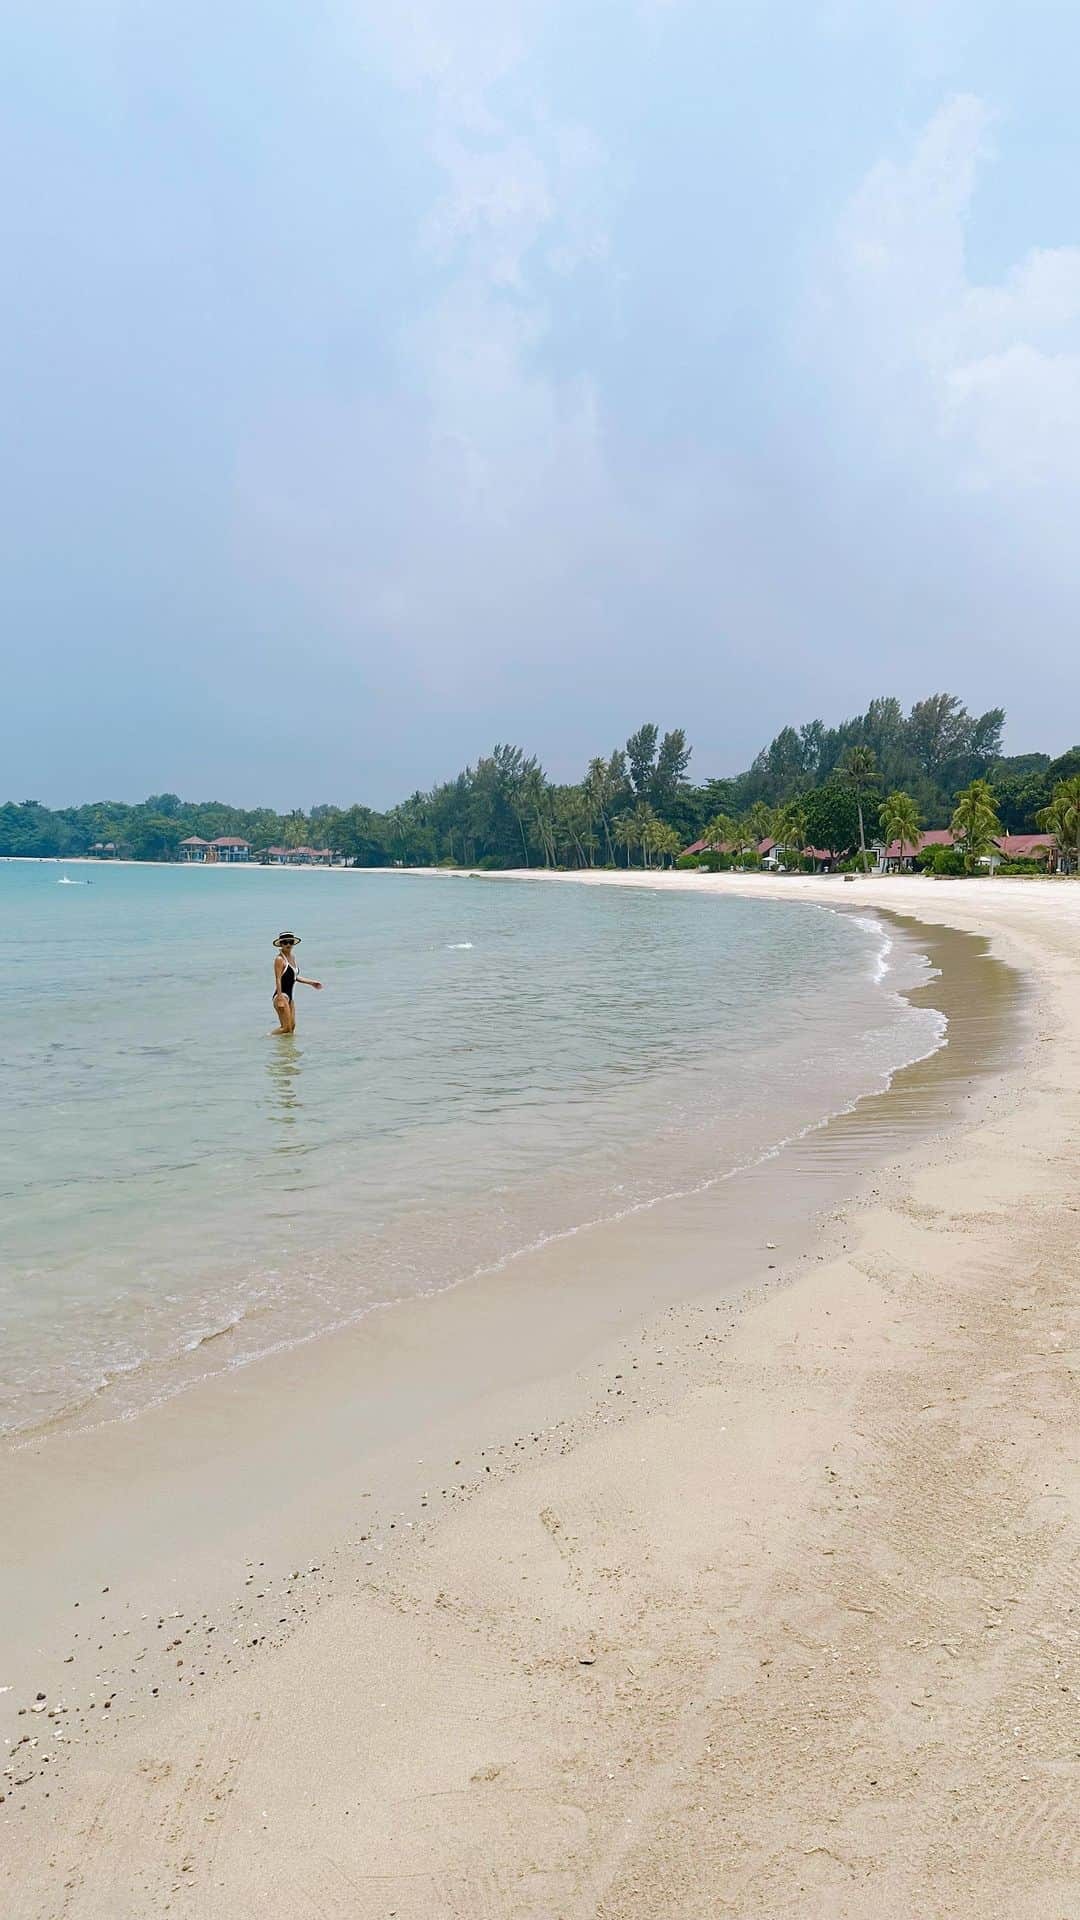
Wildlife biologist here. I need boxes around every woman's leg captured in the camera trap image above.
[286,997,297,1032]
[270,992,292,1034]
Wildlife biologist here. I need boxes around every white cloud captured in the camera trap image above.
[329,2,623,680]
[812,94,1080,555]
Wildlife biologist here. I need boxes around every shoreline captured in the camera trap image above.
[5,875,1080,1916]
[2,900,947,1448]
[3,911,983,1701]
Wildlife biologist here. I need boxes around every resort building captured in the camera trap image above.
[881,829,1058,871]
[258,845,333,866]
[682,835,840,871]
[179,837,210,862]
[206,837,250,863]
[995,834,1057,865]
[879,829,954,872]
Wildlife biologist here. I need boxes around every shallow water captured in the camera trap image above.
[0,863,944,1434]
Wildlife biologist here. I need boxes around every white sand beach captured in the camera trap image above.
[4,872,1080,1918]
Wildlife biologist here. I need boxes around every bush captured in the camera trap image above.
[735,849,761,870]
[675,854,702,870]
[923,846,967,876]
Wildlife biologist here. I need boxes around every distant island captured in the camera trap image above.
[4,691,1079,873]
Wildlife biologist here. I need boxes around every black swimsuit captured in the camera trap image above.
[280,961,296,1002]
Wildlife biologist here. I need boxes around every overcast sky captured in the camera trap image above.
[4,1,1079,808]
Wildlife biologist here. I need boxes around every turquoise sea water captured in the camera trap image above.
[1,863,944,1435]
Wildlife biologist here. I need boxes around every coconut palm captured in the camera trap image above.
[731,815,761,861]
[746,801,777,845]
[702,811,738,855]
[878,791,922,870]
[840,746,879,872]
[583,756,617,865]
[773,800,808,871]
[613,812,638,868]
[950,778,1001,873]
[1037,774,1080,873]
[632,800,659,866]
[615,800,659,866]
[654,822,683,867]
[644,819,681,868]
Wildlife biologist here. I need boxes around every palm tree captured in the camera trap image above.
[746,801,777,845]
[652,822,682,868]
[702,811,738,857]
[773,800,808,871]
[951,778,1001,873]
[878,791,922,871]
[631,800,658,867]
[584,757,617,865]
[1037,774,1080,873]
[840,746,879,872]
[643,819,665,867]
[731,816,761,864]
[614,812,638,868]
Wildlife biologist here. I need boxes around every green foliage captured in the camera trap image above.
[1037,773,1080,873]
[878,789,921,862]
[839,745,879,870]
[6,691,1062,877]
[702,811,738,852]
[802,784,860,856]
[951,778,1002,871]
[925,846,967,877]
[625,724,659,800]
[772,799,808,861]
[742,691,1004,819]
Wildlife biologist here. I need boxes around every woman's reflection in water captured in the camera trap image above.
[266,1039,303,1154]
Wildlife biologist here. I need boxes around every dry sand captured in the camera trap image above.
[4,871,1080,1918]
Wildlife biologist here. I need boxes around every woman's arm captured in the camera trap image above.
[297,973,323,990]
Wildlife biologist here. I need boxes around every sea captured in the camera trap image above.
[0,862,946,1438]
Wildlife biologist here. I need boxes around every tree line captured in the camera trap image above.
[3,694,1078,870]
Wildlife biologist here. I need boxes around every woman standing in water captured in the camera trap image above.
[271,931,322,1034]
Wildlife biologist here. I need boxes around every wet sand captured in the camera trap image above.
[3,874,1079,1917]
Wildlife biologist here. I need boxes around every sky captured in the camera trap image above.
[3,0,1079,808]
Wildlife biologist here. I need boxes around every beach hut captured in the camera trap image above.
[206,837,250,864]
[179,837,210,863]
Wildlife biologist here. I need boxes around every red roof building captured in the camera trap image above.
[680,836,839,868]
[995,834,1056,861]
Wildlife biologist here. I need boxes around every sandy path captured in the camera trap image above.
[6,874,1080,1917]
